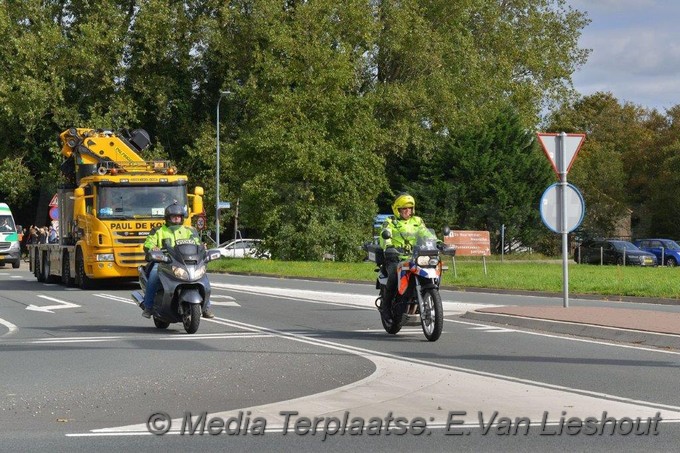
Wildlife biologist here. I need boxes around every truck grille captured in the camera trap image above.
[112,231,146,245]
[117,251,147,266]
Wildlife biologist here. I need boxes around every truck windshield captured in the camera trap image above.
[97,186,187,219]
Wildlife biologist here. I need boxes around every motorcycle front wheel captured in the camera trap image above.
[419,288,443,342]
[183,303,201,334]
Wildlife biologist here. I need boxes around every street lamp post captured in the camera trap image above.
[215,90,231,247]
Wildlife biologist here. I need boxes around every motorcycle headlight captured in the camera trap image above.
[416,255,439,266]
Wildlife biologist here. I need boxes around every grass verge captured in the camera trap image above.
[208,258,680,300]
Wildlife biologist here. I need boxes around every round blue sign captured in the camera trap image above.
[539,183,585,233]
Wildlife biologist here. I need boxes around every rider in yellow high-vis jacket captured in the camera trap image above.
[141,202,214,318]
[379,193,434,313]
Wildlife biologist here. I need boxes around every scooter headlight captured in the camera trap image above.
[193,265,206,279]
[172,265,206,280]
[172,266,189,280]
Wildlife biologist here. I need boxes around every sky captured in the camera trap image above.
[567,0,680,112]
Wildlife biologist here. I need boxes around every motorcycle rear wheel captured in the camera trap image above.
[380,289,403,335]
[420,288,443,342]
[183,303,201,334]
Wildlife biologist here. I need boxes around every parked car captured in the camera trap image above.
[574,239,657,266]
[633,238,680,267]
[217,239,270,259]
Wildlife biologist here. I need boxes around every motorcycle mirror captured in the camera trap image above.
[381,229,392,240]
[442,226,451,236]
[442,245,456,256]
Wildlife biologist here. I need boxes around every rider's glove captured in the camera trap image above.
[384,247,401,262]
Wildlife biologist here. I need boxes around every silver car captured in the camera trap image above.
[217,239,269,259]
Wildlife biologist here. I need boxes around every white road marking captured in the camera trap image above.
[209,295,240,307]
[80,315,680,437]
[30,332,272,344]
[0,317,17,335]
[25,295,80,313]
[93,287,680,355]
[93,293,137,305]
[211,282,498,315]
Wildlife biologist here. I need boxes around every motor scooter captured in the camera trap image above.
[131,239,222,334]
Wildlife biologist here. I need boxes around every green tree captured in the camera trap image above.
[401,107,553,252]
[548,92,654,238]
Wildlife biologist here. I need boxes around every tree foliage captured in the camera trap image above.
[547,92,680,240]
[0,0,592,259]
[395,107,553,253]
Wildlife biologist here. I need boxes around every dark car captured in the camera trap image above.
[633,238,680,267]
[574,239,657,266]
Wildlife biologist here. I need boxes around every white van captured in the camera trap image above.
[0,203,20,268]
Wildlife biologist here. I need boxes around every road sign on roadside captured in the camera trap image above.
[537,132,585,176]
[540,183,585,233]
[444,231,491,256]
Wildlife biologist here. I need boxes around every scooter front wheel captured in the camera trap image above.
[183,303,201,334]
[419,288,443,342]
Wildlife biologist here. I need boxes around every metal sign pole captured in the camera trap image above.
[559,132,569,308]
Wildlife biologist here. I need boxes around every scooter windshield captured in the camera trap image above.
[167,240,204,264]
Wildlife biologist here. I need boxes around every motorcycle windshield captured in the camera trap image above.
[414,229,438,254]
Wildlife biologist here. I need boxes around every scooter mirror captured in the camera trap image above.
[381,229,392,240]
[206,249,222,262]
[148,250,168,263]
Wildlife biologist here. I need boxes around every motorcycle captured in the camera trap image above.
[131,239,222,334]
[365,228,456,342]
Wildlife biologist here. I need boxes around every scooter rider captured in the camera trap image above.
[141,202,215,319]
[379,193,433,314]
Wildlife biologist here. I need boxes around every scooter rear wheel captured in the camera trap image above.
[153,317,170,329]
[183,304,201,334]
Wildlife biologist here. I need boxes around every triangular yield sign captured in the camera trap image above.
[537,133,585,177]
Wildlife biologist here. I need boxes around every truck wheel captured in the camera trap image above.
[33,252,40,279]
[62,252,75,286]
[41,253,59,283]
[75,250,92,290]
[37,253,46,282]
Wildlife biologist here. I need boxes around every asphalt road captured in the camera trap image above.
[1,262,678,452]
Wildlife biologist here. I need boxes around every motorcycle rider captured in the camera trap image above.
[141,202,215,319]
[379,193,434,315]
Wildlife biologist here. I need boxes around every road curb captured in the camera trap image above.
[461,311,680,350]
